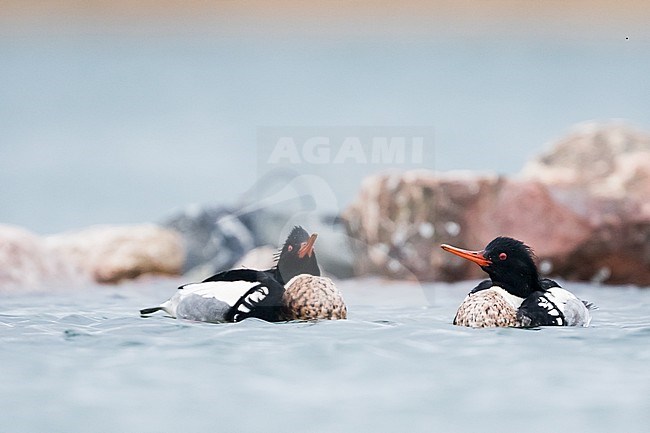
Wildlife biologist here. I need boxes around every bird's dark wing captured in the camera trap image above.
[539,278,561,290]
[517,290,565,327]
[177,269,286,322]
[200,269,273,284]
[226,273,285,322]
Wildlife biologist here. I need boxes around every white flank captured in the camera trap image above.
[156,281,261,318]
[180,281,259,306]
[545,287,591,326]
[284,274,333,289]
[545,287,578,306]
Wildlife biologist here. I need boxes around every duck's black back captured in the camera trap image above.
[201,268,286,322]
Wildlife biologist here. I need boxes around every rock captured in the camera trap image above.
[343,171,591,281]
[0,225,79,293]
[344,122,650,285]
[164,204,355,279]
[264,213,355,279]
[550,220,650,285]
[233,245,277,271]
[45,224,184,284]
[522,122,650,285]
[0,223,184,291]
[163,205,255,275]
[522,121,650,203]
[522,122,650,225]
[162,171,329,278]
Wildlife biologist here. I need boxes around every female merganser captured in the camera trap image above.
[140,226,346,323]
[441,236,593,328]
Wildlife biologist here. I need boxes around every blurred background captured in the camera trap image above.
[1,0,649,234]
[2,7,650,433]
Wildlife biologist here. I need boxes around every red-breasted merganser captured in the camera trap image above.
[140,226,346,323]
[441,236,593,328]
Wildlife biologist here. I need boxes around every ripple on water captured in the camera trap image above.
[63,329,94,340]
[0,280,649,433]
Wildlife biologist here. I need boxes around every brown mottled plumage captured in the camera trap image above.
[453,288,520,328]
[280,275,347,321]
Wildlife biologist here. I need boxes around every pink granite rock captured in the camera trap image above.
[344,122,650,285]
[45,224,185,284]
[523,122,650,284]
[0,225,79,293]
[0,223,184,291]
[344,172,591,281]
[522,121,650,203]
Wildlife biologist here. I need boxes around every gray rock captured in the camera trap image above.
[163,171,355,279]
[165,206,355,280]
[164,205,255,275]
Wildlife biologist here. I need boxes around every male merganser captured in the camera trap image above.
[441,237,593,328]
[140,226,346,323]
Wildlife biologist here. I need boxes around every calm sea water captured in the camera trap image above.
[2,278,649,433]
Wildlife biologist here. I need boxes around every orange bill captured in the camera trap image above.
[298,233,318,258]
[440,243,491,267]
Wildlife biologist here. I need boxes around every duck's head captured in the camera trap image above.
[441,236,541,298]
[276,226,321,283]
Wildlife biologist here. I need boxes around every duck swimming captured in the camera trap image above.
[441,236,593,328]
[140,226,346,323]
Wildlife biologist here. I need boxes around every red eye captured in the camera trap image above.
[499,253,507,261]
[287,245,293,252]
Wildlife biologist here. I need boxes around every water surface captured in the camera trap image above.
[2,279,649,432]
